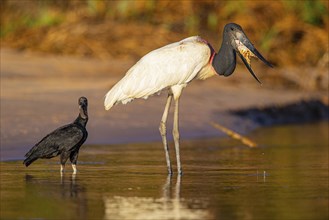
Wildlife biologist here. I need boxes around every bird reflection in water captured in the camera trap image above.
[103,175,211,220]
[24,173,87,218]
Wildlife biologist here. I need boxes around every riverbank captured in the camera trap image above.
[1,48,328,161]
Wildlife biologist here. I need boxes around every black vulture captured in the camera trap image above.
[23,97,88,174]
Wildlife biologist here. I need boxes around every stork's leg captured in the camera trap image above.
[173,96,183,175]
[159,93,173,174]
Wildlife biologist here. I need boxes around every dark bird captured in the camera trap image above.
[104,23,273,175]
[23,97,88,174]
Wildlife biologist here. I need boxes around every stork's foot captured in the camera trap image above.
[167,167,173,176]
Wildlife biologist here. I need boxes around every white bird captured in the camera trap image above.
[104,23,272,175]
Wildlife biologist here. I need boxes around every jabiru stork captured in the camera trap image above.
[104,23,273,175]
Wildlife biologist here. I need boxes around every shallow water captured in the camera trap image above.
[1,122,328,220]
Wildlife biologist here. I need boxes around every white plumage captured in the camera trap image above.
[103,23,272,175]
[104,36,216,175]
[104,36,215,110]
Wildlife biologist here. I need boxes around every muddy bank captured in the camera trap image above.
[1,48,327,161]
[232,99,329,126]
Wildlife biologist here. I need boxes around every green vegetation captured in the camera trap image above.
[1,0,328,68]
[283,0,327,26]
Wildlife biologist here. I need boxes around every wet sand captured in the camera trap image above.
[0,48,326,161]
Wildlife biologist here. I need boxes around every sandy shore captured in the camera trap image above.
[1,48,326,161]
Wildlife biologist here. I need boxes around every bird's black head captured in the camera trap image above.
[78,97,88,119]
[215,23,273,83]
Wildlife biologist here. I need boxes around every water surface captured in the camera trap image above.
[1,122,328,219]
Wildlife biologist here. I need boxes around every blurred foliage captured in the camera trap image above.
[283,0,327,26]
[0,0,328,69]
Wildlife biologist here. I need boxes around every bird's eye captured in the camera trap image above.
[230,27,234,31]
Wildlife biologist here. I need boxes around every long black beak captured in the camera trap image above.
[249,46,273,68]
[237,52,262,84]
[236,34,273,84]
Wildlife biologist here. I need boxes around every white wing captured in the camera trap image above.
[104,36,212,110]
